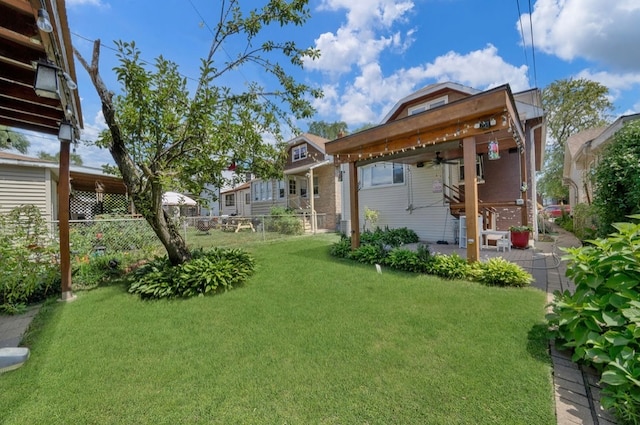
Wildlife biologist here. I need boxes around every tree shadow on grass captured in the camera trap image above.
[527,322,553,364]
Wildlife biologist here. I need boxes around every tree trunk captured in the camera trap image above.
[75,41,192,266]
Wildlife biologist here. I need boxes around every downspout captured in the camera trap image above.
[529,123,543,242]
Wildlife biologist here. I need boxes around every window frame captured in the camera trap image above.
[292,144,308,162]
[224,193,235,207]
[408,95,448,116]
[359,162,405,189]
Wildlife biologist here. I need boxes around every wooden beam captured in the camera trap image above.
[326,86,511,155]
[0,25,44,49]
[0,0,33,15]
[463,137,479,263]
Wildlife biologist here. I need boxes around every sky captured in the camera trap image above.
[22,0,640,168]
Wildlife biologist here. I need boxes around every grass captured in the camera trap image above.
[0,234,555,424]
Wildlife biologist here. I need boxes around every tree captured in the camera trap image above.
[307,121,348,140]
[0,127,29,153]
[37,151,84,166]
[75,0,321,266]
[538,78,613,201]
[593,120,640,236]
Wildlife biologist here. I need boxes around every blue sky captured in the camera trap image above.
[26,0,640,167]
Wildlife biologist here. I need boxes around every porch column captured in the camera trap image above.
[308,168,316,234]
[348,161,360,249]
[463,137,479,263]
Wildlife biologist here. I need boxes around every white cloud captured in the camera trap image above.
[307,0,415,74]
[422,44,530,92]
[521,0,640,71]
[326,45,531,127]
[66,0,108,7]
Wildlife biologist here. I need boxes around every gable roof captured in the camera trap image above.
[565,127,606,159]
[288,133,330,153]
[220,181,251,195]
[381,82,481,123]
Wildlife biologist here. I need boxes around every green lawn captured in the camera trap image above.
[0,234,555,424]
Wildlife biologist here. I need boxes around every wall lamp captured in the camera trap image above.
[58,121,74,142]
[33,61,77,99]
[37,9,53,33]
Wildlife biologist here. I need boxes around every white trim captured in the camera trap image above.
[408,95,448,115]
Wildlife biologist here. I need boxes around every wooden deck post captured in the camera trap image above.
[463,137,479,263]
[348,161,360,249]
[58,139,75,301]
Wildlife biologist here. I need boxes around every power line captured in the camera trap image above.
[527,0,538,88]
[515,0,531,85]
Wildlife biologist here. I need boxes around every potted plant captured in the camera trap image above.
[509,225,532,249]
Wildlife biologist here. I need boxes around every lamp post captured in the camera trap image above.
[58,122,76,301]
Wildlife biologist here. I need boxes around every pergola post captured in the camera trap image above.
[463,137,480,263]
[348,161,360,249]
[58,139,75,301]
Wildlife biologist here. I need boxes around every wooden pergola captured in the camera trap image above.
[0,0,83,299]
[325,84,527,263]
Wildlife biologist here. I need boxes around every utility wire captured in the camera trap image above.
[527,0,538,88]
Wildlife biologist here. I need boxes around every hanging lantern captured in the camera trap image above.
[488,140,500,160]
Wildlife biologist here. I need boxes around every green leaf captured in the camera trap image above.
[600,370,628,386]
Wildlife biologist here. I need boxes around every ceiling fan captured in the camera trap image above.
[429,152,458,166]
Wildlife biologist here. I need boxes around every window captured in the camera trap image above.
[252,181,273,201]
[300,178,308,198]
[278,180,286,199]
[225,194,235,207]
[289,178,296,195]
[245,193,251,204]
[359,162,405,189]
[458,155,484,184]
[313,176,319,196]
[292,144,308,162]
[408,95,448,116]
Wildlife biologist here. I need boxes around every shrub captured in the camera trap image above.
[72,251,147,289]
[572,203,598,241]
[0,205,59,314]
[473,257,532,287]
[329,236,352,258]
[265,207,303,235]
[128,248,255,299]
[547,217,640,424]
[360,227,419,248]
[349,243,386,265]
[383,248,425,273]
[424,253,469,280]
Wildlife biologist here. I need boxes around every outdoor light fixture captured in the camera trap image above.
[58,121,73,142]
[36,8,53,33]
[62,72,77,90]
[33,61,59,99]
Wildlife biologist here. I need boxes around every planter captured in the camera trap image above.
[510,231,530,249]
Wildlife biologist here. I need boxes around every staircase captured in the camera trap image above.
[443,183,497,230]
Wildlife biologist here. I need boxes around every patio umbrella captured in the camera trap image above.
[162,191,197,206]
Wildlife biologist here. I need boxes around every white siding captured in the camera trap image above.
[347,164,458,243]
[0,165,52,219]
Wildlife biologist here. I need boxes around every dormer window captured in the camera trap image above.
[292,144,308,161]
[408,95,448,116]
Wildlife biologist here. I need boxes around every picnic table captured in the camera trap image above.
[221,217,255,233]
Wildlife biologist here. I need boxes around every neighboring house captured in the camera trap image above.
[251,133,342,232]
[326,82,546,262]
[220,181,252,216]
[563,113,640,210]
[0,151,127,220]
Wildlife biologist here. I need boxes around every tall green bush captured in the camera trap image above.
[0,205,59,313]
[547,216,640,424]
[265,206,303,235]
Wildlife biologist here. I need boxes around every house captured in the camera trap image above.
[563,113,640,209]
[0,151,127,220]
[325,82,546,262]
[220,181,252,216]
[251,133,341,232]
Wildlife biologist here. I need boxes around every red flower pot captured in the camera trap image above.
[510,231,530,249]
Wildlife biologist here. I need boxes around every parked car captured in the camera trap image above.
[539,204,571,219]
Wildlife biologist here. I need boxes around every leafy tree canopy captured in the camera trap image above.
[538,78,613,201]
[0,127,29,154]
[37,151,83,166]
[307,121,348,140]
[76,0,322,266]
[593,120,640,236]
